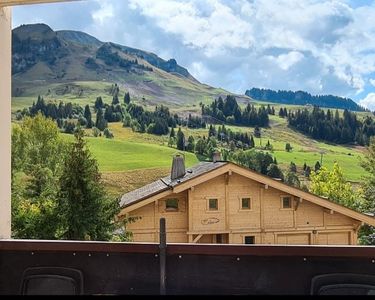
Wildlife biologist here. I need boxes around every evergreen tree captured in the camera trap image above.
[176,127,185,151]
[289,162,297,173]
[57,130,119,240]
[209,125,216,137]
[265,140,273,150]
[285,143,292,152]
[95,97,104,111]
[103,128,114,139]
[249,135,255,148]
[186,136,195,152]
[124,92,131,105]
[285,171,300,188]
[84,105,93,128]
[304,166,311,177]
[95,109,107,131]
[267,164,284,181]
[170,127,175,138]
[112,95,119,105]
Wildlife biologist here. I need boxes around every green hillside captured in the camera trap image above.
[10,23,372,198]
[12,24,237,108]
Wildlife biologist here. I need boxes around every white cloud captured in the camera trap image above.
[359,93,375,111]
[92,1,114,25]
[268,51,304,71]
[127,0,375,96]
[129,0,254,57]
[12,0,375,99]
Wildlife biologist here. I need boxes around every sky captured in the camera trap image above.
[12,0,375,110]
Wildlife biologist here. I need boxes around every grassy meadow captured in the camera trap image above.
[12,87,370,196]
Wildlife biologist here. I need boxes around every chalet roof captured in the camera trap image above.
[120,161,227,208]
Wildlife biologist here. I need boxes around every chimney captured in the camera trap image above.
[212,151,221,163]
[171,154,186,180]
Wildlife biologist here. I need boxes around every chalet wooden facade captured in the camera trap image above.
[119,156,375,245]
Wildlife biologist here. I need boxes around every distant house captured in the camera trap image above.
[119,155,375,245]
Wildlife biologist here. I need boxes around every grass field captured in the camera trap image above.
[63,133,199,172]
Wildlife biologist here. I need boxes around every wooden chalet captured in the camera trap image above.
[120,155,375,245]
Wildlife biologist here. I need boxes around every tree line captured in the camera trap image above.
[246,87,367,112]
[288,106,375,145]
[201,95,271,127]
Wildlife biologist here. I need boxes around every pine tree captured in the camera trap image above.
[84,105,93,128]
[112,95,119,105]
[176,127,185,151]
[95,109,107,131]
[170,127,175,138]
[124,92,131,105]
[285,171,300,188]
[250,136,255,148]
[95,97,104,111]
[57,130,119,240]
[304,166,311,177]
[267,164,284,181]
[290,162,297,173]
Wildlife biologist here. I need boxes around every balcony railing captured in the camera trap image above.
[1,219,375,295]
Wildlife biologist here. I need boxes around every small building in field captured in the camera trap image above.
[119,155,375,245]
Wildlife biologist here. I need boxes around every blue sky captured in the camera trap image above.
[13,0,375,110]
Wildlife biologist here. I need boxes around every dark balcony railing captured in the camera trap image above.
[1,219,375,295]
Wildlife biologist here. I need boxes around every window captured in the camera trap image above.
[241,198,251,210]
[208,198,218,211]
[165,198,179,211]
[244,236,255,244]
[282,196,292,209]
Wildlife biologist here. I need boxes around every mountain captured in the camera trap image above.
[57,30,103,47]
[11,24,235,106]
[245,88,366,112]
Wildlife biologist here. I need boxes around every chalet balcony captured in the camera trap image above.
[2,227,375,295]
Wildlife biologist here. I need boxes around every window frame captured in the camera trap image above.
[206,197,219,212]
[280,195,293,210]
[239,196,252,211]
[165,198,179,212]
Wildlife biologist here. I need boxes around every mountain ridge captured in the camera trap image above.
[246,87,365,112]
[11,23,238,106]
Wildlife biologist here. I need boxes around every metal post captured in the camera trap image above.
[159,218,166,295]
